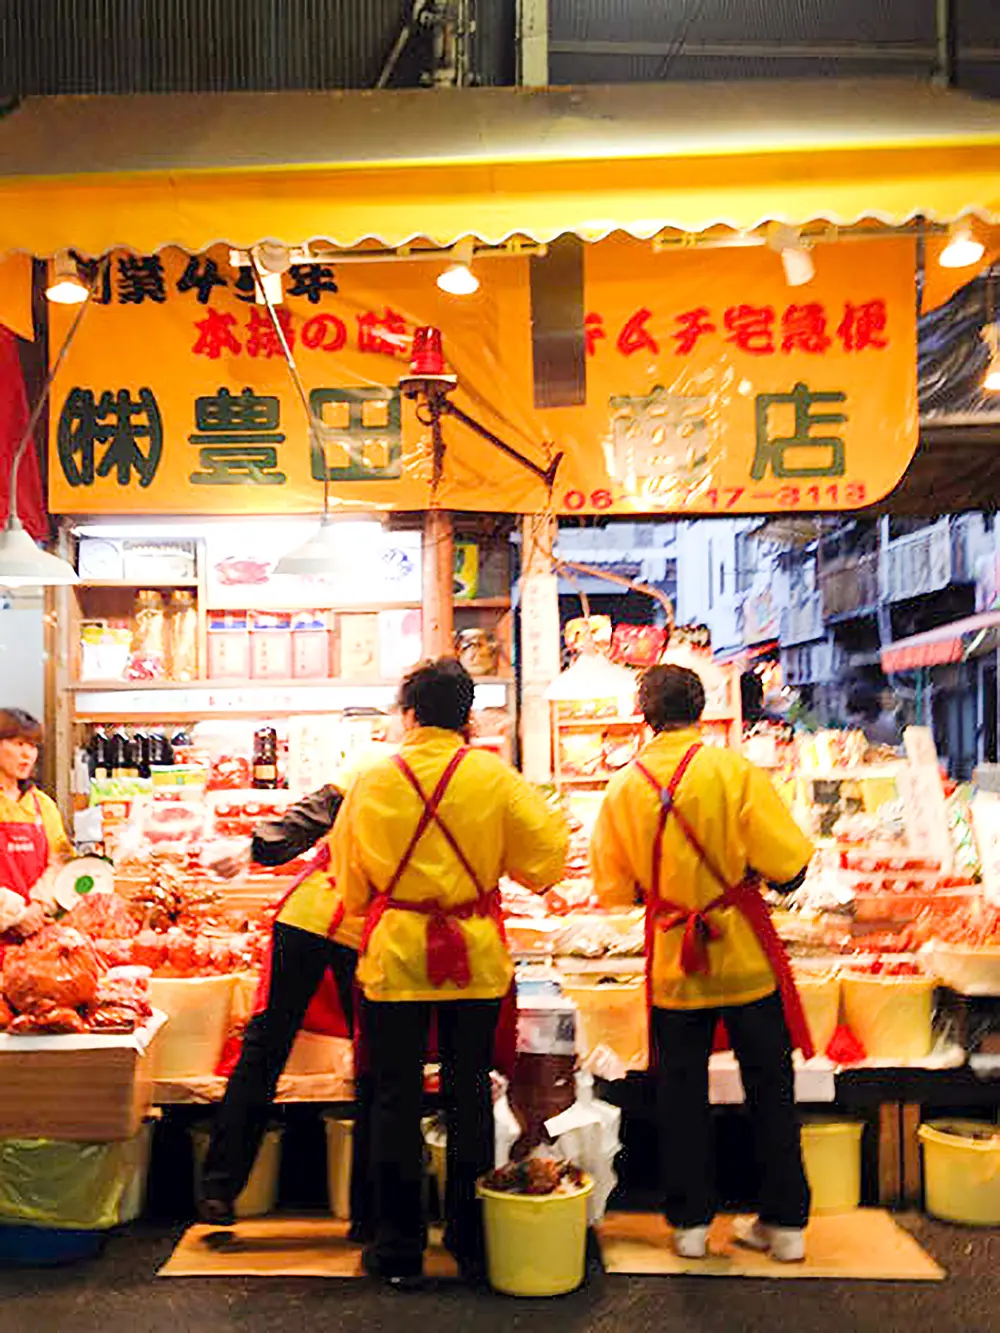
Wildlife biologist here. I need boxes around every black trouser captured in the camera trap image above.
[365,997,500,1276]
[202,921,373,1233]
[651,990,810,1230]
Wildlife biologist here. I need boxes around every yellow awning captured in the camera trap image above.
[2,79,1000,256]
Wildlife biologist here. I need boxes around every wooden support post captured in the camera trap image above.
[901,1103,923,1207]
[422,510,455,660]
[519,512,560,784]
[877,1102,902,1207]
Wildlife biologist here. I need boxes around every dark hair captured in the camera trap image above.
[638,665,706,732]
[740,671,764,721]
[398,657,475,733]
[0,709,43,792]
[0,709,43,746]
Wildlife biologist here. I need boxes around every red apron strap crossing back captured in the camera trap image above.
[633,745,814,1059]
[391,752,487,896]
[362,747,504,990]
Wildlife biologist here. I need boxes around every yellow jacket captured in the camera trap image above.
[331,727,569,1002]
[275,741,398,949]
[591,728,813,1010]
[0,787,73,866]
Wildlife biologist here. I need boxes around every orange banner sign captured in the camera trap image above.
[47,237,917,516]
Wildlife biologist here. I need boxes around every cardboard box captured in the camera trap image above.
[0,1016,163,1143]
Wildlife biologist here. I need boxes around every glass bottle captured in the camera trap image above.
[252,726,278,789]
[167,590,198,682]
[131,590,166,679]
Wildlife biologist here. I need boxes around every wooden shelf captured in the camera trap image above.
[68,675,514,692]
[455,598,511,610]
[77,579,199,589]
[556,716,644,730]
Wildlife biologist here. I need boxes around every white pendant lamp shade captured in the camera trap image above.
[545,651,637,710]
[273,516,382,577]
[437,263,479,296]
[0,518,79,587]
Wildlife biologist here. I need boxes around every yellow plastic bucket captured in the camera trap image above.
[323,1115,353,1220]
[477,1178,593,1297]
[794,973,841,1056]
[801,1119,864,1213]
[841,972,935,1061]
[919,1120,1000,1226]
[190,1124,282,1219]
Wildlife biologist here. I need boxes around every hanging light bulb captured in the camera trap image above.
[940,224,985,269]
[779,245,815,287]
[437,263,479,296]
[984,326,1000,393]
[766,225,815,287]
[436,240,479,296]
[45,251,88,305]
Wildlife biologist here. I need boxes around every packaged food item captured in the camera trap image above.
[166,590,198,681]
[455,627,499,677]
[79,621,132,682]
[453,542,479,599]
[339,613,379,679]
[3,927,101,1015]
[249,611,293,680]
[610,625,666,667]
[565,616,612,655]
[291,611,331,679]
[127,590,167,681]
[208,612,250,680]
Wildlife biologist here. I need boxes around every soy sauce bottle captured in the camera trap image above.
[252,726,278,789]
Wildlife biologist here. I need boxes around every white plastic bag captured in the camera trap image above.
[543,1071,622,1223]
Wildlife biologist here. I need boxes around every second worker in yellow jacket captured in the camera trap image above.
[591,664,814,1264]
[330,656,568,1287]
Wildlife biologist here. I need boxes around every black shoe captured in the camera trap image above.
[361,1244,425,1290]
[456,1259,489,1290]
[347,1220,374,1245]
[197,1196,235,1227]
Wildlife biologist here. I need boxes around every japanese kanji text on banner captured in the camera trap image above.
[46,237,917,516]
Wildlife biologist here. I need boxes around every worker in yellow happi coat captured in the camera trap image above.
[591,664,814,1263]
[199,737,397,1234]
[330,657,568,1287]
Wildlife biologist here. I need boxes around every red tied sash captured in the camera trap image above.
[360,748,504,989]
[635,744,814,1060]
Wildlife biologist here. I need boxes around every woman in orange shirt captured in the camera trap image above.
[0,709,73,942]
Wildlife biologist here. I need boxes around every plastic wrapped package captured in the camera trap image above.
[0,1123,152,1230]
[541,1074,622,1223]
[559,977,648,1074]
[3,928,101,1016]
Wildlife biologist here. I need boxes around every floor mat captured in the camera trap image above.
[158,1217,459,1279]
[597,1210,945,1281]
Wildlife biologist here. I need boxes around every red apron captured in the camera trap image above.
[0,789,50,960]
[357,748,517,1078]
[634,744,814,1060]
[0,789,49,901]
[215,842,351,1077]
